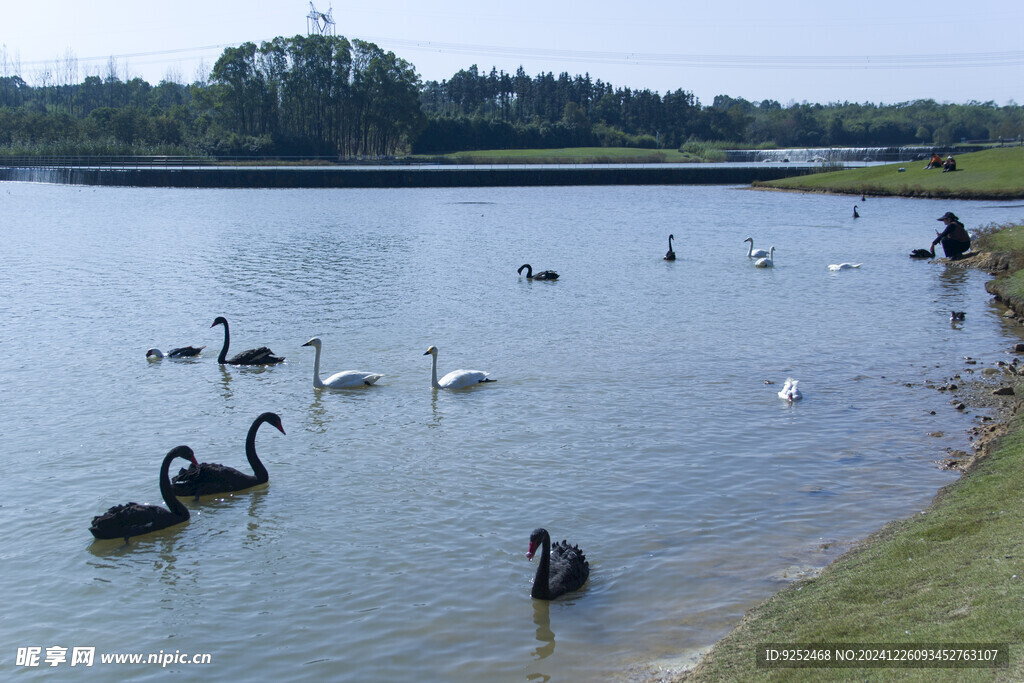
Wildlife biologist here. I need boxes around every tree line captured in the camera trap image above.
[0,34,1021,157]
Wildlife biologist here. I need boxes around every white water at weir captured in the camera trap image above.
[727,146,951,163]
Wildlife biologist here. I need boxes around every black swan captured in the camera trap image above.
[89,445,198,542]
[211,316,284,365]
[518,264,559,280]
[950,311,966,321]
[146,346,205,359]
[526,528,590,600]
[664,234,676,261]
[172,412,285,496]
[853,205,860,218]
[910,247,935,259]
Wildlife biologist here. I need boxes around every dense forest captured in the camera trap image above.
[0,33,1021,158]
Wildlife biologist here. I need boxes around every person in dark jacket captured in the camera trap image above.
[932,211,970,259]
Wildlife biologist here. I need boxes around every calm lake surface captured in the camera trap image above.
[3,181,1024,680]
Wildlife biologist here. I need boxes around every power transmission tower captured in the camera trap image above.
[307,2,336,36]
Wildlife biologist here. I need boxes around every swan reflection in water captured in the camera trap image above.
[531,601,555,661]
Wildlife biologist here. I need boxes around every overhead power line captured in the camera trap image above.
[363,38,1024,70]
[12,39,1024,73]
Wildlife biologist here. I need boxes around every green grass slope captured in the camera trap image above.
[757,147,1024,199]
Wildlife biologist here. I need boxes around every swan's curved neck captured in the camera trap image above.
[520,264,533,278]
[160,453,190,520]
[668,235,674,250]
[310,343,324,388]
[217,321,230,364]
[533,535,552,600]
[746,240,753,257]
[429,352,440,389]
[246,417,270,484]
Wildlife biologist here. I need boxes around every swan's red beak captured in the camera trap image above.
[527,541,538,560]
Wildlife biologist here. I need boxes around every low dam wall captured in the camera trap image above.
[0,164,816,188]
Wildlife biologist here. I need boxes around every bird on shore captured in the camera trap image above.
[778,378,802,401]
[518,264,559,280]
[146,346,205,359]
[302,337,383,389]
[664,234,676,261]
[744,237,769,258]
[754,247,775,268]
[211,316,284,365]
[526,528,590,600]
[828,263,862,271]
[424,345,494,389]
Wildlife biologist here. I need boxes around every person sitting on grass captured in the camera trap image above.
[942,155,957,172]
[925,152,942,169]
[932,211,970,259]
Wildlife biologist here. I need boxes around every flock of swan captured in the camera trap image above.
[744,235,862,273]
[96,232,840,599]
[95,275,587,598]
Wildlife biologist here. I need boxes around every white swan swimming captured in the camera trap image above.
[424,345,494,389]
[778,378,802,401]
[301,337,383,389]
[754,246,775,268]
[827,263,862,271]
[744,237,769,258]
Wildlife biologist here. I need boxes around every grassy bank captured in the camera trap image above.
[677,227,1024,682]
[755,147,1024,199]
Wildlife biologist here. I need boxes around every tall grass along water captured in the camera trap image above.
[3,182,1023,680]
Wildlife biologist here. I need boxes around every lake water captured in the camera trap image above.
[3,181,1024,681]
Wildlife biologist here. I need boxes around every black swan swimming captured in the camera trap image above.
[526,528,590,600]
[950,311,966,321]
[89,445,198,542]
[211,316,284,365]
[172,412,285,496]
[518,264,559,280]
[146,346,205,359]
[853,205,860,218]
[910,247,935,259]
[664,234,676,261]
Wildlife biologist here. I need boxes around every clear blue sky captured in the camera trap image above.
[3,0,1022,106]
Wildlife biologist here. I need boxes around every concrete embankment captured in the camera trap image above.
[0,164,816,188]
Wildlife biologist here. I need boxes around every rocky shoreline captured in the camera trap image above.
[627,249,1024,682]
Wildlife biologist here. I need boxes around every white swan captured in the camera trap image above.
[828,263,862,271]
[778,378,802,401]
[744,237,769,258]
[754,247,775,268]
[301,337,383,389]
[424,346,494,389]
